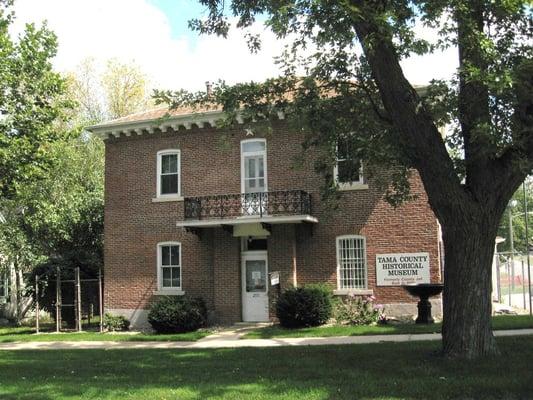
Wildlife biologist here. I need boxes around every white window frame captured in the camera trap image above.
[155,242,184,296]
[335,235,372,295]
[240,139,268,194]
[155,149,182,200]
[333,142,367,191]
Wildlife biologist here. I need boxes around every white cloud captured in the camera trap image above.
[400,22,459,84]
[11,0,286,91]
[11,0,457,92]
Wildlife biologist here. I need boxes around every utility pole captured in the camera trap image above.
[509,205,515,289]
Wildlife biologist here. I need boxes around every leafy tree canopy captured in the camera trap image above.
[66,57,152,125]
[0,0,74,199]
[156,0,532,205]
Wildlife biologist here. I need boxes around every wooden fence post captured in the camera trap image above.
[98,268,103,333]
[35,275,39,334]
[55,267,61,333]
[75,267,82,332]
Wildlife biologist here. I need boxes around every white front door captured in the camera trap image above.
[242,252,269,322]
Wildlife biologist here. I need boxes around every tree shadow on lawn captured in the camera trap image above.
[0,337,531,400]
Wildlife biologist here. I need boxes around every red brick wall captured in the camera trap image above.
[103,121,440,324]
[213,229,241,324]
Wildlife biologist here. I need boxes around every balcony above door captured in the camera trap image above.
[177,190,317,236]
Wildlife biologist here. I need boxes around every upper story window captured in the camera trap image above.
[336,235,367,290]
[157,242,182,291]
[241,139,267,194]
[334,138,364,187]
[157,150,181,198]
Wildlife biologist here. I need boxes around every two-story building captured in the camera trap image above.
[88,105,442,329]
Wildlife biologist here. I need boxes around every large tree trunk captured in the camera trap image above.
[441,213,500,358]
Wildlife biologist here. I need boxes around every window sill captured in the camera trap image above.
[333,289,374,296]
[152,196,184,203]
[338,183,369,191]
[153,290,185,296]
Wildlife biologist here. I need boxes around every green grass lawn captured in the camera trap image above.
[0,336,532,399]
[0,326,210,343]
[243,314,533,339]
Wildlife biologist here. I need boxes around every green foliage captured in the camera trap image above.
[1,134,104,268]
[276,284,333,328]
[103,313,130,332]
[65,57,152,125]
[333,294,384,326]
[1,134,104,324]
[497,178,533,254]
[0,1,74,199]
[102,59,150,120]
[156,0,533,208]
[148,296,207,334]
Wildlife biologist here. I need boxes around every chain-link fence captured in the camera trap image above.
[494,251,532,312]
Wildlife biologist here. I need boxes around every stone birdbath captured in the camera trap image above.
[403,283,444,324]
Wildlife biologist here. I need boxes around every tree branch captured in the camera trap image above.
[347,1,471,222]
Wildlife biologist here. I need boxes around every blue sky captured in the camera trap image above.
[148,0,204,42]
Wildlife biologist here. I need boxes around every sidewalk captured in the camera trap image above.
[1,327,532,350]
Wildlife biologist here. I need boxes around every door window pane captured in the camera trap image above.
[248,158,256,177]
[246,260,266,292]
[258,158,264,177]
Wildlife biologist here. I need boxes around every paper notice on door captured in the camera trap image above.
[252,271,261,280]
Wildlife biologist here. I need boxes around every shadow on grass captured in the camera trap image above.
[0,325,209,343]
[244,315,533,339]
[0,336,532,399]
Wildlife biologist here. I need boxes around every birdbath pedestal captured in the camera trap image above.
[403,283,444,324]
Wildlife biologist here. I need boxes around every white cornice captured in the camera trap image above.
[86,108,290,140]
[85,110,227,140]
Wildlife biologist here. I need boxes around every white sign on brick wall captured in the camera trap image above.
[376,252,430,286]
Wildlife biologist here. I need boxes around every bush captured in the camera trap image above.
[276,284,333,328]
[334,294,384,325]
[103,313,130,331]
[148,296,207,334]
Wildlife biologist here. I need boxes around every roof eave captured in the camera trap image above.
[86,109,227,140]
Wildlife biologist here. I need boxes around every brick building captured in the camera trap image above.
[88,107,442,328]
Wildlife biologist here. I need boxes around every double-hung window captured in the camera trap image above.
[336,235,367,290]
[157,242,182,292]
[334,137,364,187]
[157,150,180,198]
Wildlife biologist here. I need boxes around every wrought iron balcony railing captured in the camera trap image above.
[184,190,312,220]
